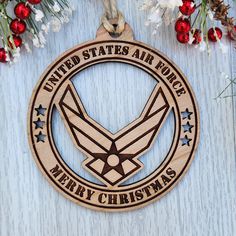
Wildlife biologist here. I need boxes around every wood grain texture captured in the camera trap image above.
[0,0,235,235]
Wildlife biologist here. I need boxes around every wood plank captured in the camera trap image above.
[0,0,235,235]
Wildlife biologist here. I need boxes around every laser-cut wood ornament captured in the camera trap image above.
[28,22,200,212]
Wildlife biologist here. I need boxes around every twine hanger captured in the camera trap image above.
[101,0,125,34]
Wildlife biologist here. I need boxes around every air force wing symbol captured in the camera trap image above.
[56,82,170,186]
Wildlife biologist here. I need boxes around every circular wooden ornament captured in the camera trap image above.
[28,22,200,212]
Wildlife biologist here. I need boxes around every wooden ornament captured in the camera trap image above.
[28,22,200,211]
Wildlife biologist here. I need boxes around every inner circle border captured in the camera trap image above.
[28,39,200,211]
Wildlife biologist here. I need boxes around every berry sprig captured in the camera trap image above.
[209,0,236,41]
[0,0,41,63]
[140,0,236,52]
[0,0,73,64]
[174,0,235,49]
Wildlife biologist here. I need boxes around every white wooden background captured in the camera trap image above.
[0,0,236,235]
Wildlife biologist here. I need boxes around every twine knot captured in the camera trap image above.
[102,0,125,34]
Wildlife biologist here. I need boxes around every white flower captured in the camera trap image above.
[158,0,182,10]
[5,52,10,62]
[24,43,32,53]
[32,37,40,48]
[53,2,60,12]
[51,17,61,32]
[141,0,182,31]
[32,35,43,48]
[145,6,162,26]
[32,32,46,48]
[188,31,195,45]
[12,47,21,63]
[152,29,158,35]
[163,8,175,26]
[208,10,214,21]
[139,0,156,10]
[38,31,46,47]
[207,47,211,54]
[198,40,207,52]
[61,14,69,23]
[30,28,35,34]
[61,8,73,23]
[35,9,44,22]
[41,23,50,34]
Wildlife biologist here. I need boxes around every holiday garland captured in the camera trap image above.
[0,0,73,63]
[0,0,235,64]
[140,0,236,52]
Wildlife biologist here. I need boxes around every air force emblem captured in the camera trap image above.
[57,82,170,186]
[28,24,199,211]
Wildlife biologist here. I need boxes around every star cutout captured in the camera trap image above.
[33,118,45,129]
[182,121,194,133]
[181,108,193,120]
[35,131,46,143]
[180,135,192,146]
[91,142,136,176]
[35,105,47,116]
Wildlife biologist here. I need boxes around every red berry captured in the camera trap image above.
[175,18,191,33]
[0,48,7,63]
[10,19,26,34]
[8,35,22,48]
[179,1,195,16]
[27,0,41,4]
[177,32,189,44]
[228,25,236,40]
[192,29,202,44]
[208,27,222,42]
[14,2,31,20]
